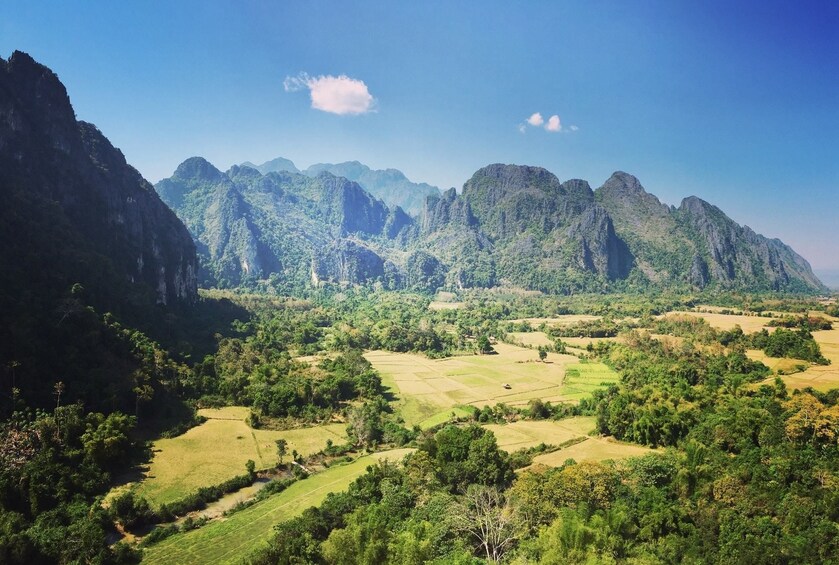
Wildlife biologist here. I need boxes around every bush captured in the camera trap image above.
[109,491,154,530]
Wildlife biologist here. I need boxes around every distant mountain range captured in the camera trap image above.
[157,160,826,294]
[241,157,441,215]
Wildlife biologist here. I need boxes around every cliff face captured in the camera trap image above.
[0,51,197,305]
[453,164,633,288]
[157,160,414,288]
[593,172,825,292]
[159,153,824,294]
[677,196,823,291]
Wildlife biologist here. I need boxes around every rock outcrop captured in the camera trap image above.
[0,50,197,305]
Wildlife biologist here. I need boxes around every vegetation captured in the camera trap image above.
[3,286,839,564]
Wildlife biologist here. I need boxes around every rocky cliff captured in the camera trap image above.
[0,51,197,306]
[593,170,823,292]
[157,160,414,288]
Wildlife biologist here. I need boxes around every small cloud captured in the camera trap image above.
[527,112,544,127]
[518,124,527,133]
[284,72,376,115]
[569,125,579,131]
[545,115,561,132]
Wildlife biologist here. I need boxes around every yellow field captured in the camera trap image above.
[484,417,597,451]
[531,437,654,466]
[746,350,809,374]
[664,311,773,333]
[758,328,839,392]
[428,301,465,310]
[134,407,346,507]
[367,344,618,427]
[508,315,601,327]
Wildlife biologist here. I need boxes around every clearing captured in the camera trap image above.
[508,315,602,328]
[367,343,619,428]
[484,416,597,451]
[663,311,774,334]
[531,436,654,466]
[133,407,346,507]
[142,449,413,565]
[758,328,839,392]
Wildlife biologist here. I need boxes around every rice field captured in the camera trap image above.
[142,449,413,565]
[367,343,618,427]
[507,315,602,328]
[530,437,654,466]
[133,407,347,507]
[484,416,597,451]
[758,328,839,392]
[663,311,775,334]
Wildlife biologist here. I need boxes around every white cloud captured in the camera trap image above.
[569,125,579,131]
[527,112,544,126]
[545,115,561,132]
[284,72,376,115]
[518,124,527,133]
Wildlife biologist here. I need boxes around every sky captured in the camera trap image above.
[2,1,837,273]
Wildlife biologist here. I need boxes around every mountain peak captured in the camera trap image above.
[243,156,300,175]
[174,157,223,182]
[301,160,439,215]
[602,171,646,193]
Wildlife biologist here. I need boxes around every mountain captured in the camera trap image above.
[241,156,300,175]
[157,160,413,289]
[0,51,198,410]
[594,172,824,292]
[300,161,441,216]
[163,159,823,294]
[240,158,441,216]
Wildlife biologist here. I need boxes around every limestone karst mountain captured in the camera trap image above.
[160,159,825,294]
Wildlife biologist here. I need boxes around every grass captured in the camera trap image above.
[746,350,809,375]
[664,311,774,334]
[133,407,346,507]
[508,331,555,348]
[368,344,618,427]
[142,449,413,565]
[508,315,602,327]
[484,416,597,451]
[530,437,654,466]
[418,406,477,430]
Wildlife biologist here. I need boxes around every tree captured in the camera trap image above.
[453,484,521,563]
[477,335,495,355]
[275,438,288,465]
[538,347,548,362]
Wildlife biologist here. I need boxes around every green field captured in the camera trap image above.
[133,407,347,507]
[484,416,597,451]
[368,344,618,427]
[142,449,413,565]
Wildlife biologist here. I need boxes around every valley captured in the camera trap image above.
[0,46,837,565]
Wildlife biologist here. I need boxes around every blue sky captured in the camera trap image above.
[2,1,837,272]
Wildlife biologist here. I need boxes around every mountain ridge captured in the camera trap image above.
[159,158,825,294]
[243,157,441,215]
